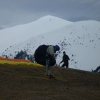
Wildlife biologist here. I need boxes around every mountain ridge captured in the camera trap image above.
[0,15,100,72]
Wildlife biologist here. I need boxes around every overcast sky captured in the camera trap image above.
[0,0,100,29]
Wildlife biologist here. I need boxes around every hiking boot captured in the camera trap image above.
[49,75,55,78]
[46,75,52,79]
[46,75,55,79]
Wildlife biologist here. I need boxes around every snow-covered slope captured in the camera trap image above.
[31,20,100,71]
[0,15,73,52]
[0,15,100,72]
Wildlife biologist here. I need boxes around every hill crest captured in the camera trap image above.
[0,15,100,72]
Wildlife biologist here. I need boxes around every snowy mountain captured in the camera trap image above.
[0,15,100,72]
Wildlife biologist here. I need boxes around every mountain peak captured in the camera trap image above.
[36,15,73,24]
[0,15,100,72]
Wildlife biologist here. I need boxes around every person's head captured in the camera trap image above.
[63,51,66,54]
[55,45,60,51]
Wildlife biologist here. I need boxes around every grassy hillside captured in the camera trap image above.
[0,63,100,100]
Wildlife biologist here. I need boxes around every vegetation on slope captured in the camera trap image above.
[0,63,100,100]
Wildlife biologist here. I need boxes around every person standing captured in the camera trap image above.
[34,44,60,79]
[59,51,70,68]
[46,45,60,79]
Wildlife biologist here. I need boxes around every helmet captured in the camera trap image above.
[55,45,60,51]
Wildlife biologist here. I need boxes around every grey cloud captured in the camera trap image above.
[0,0,100,28]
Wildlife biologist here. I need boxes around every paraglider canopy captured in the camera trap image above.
[34,45,56,66]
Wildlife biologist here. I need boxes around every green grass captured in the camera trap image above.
[0,63,100,100]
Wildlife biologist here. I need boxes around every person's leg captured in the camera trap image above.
[62,63,65,67]
[46,59,52,76]
[65,62,69,68]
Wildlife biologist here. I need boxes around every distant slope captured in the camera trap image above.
[2,20,100,71]
[0,15,72,52]
[0,64,100,100]
[0,15,100,72]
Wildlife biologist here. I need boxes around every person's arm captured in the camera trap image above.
[59,54,64,64]
[67,55,70,60]
[60,60,63,64]
[59,59,63,66]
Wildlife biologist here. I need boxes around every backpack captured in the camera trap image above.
[34,45,56,66]
[34,45,48,65]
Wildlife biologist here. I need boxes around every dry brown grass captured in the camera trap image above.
[0,64,100,100]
